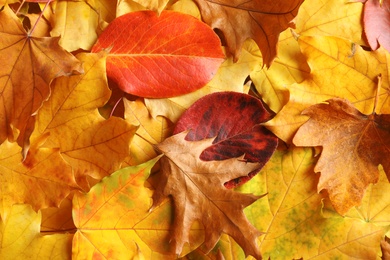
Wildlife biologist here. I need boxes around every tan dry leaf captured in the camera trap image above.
[151,132,264,259]
[293,98,390,215]
[193,0,304,66]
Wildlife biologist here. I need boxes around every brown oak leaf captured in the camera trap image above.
[193,0,304,66]
[151,131,264,259]
[293,98,390,215]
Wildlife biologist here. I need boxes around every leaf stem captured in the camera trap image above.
[15,0,26,15]
[28,0,51,37]
[372,74,382,115]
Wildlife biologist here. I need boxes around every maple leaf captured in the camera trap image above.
[235,146,388,259]
[132,0,169,14]
[72,157,204,258]
[0,140,79,219]
[30,52,136,189]
[91,10,225,98]
[193,0,304,66]
[265,35,390,143]
[49,0,99,51]
[358,0,390,52]
[152,132,264,259]
[293,98,390,215]
[0,204,73,259]
[0,5,83,150]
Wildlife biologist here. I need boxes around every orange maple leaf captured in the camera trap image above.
[151,132,264,259]
[193,0,304,66]
[293,98,390,215]
[0,5,83,151]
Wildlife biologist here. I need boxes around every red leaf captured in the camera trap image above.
[173,91,278,188]
[91,11,225,98]
[360,0,390,51]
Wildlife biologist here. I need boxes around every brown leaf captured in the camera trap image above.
[151,132,263,259]
[0,5,83,150]
[293,98,390,215]
[193,0,304,66]
[382,238,390,260]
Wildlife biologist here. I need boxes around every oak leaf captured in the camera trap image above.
[0,5,83,150]
[293,98,390,215]
[358,0,390,52]
[152,132,264,259]
[193,0,304,66]
[0,204,73,259]
[91,10,225,98]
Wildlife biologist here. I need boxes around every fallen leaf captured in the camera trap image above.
[152,132,264,259]
[173,91,278,188]
[237,146,387,259]
[41,196,75,232]
[132,0,169,14]
[0,204,73,259]
[0,140,79,219]
[359,0,390,52]
[265,35,390,143]
[0,5,83,150]
[193,0,304,66]
[72,157,204,259]
[30,52,136,189]
[123,98,173,166]
[250,0,363,113]
[49,0,99,52]
[293,98,390,215]
[382,238,390,260]
[91,10,225,98]
[145,39,262,123]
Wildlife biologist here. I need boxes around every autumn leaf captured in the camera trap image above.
[0,5,83,150]
[91,10,225,98]
[132,0,169,14]
[235,146,387,259]
[193,0,304,66]
[123,98,173,166]
[0,140,79,219]
[72,156,204,259]
[293,98,390,215]
[0,204,73,259]
[251,0,363,113]
[174,91,278,188]
[30,52,136,189]
[359,0,390,52]
[145,39,263,123]
[265,35,390,143]
[49,0,99,51]
[152,132,264,259]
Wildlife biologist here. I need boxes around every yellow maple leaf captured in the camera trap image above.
[123,98,173,166]
[0,5,83,150]
[49,1,99,51]
[265,35,390,143]
[31,52,137,189]
[72,157,204,259]
[0,140,79,219]
[0,204,73,259]
[251,0,364,114]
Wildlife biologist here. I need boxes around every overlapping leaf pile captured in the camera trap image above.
[0,0,390,259]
